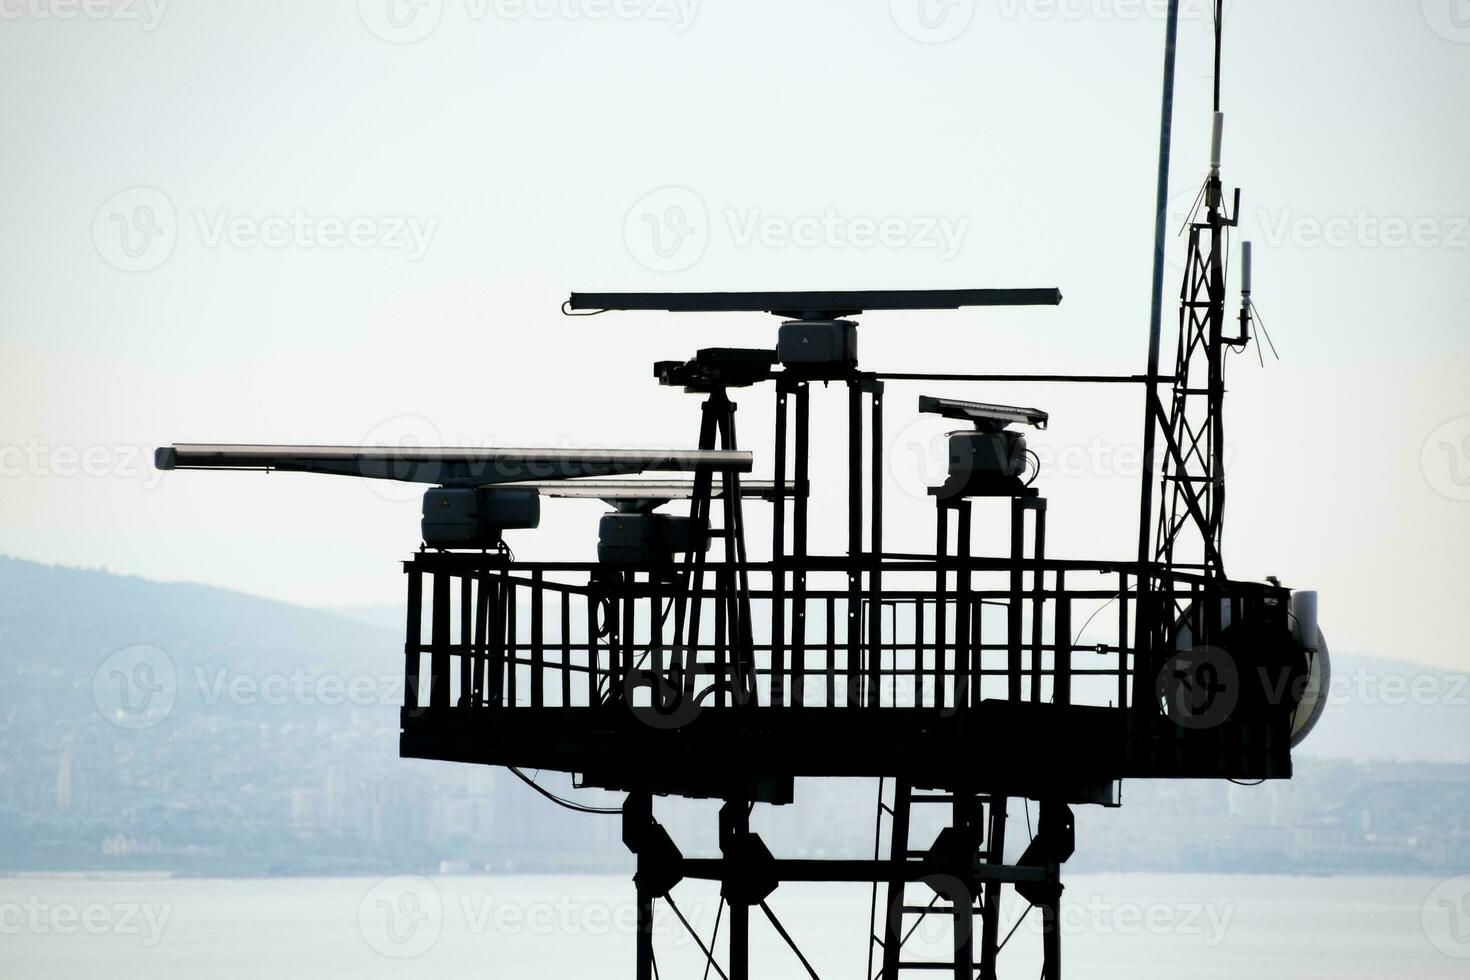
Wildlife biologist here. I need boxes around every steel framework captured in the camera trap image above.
[151,3,1323,977]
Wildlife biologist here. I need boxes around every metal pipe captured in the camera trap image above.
[1135,0,1181,574]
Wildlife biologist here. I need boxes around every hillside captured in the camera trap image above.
[0,557,1465,876]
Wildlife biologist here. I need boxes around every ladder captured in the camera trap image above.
[868,780,1011,980]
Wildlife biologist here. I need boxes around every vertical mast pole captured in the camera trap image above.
[1132,0,1182,714]
[1136,0,1181,574]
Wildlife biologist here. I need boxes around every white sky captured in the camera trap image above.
[2,0,1467,669]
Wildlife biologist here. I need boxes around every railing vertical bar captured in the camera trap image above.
[826,596,837,708]
[404,565,422,712]
[649,575,665,698]
[587,593,600,706]
[430,569,450,710]
[913,597,924,708]
[1029,501,1048,704]
[772,384,787,707]
[505,574,517,706]
[1118,572,1130,710]
[488,573,505,706]
[459,575,472,706]
[956,502,972,709]
[935,504,948,713]
[1056,571,1071,706]
[474,571,490,706]
[715,569,728,709]
[531,570,545,708]
[561,590,573,707]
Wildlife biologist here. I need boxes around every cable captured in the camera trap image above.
[507,766,622,815]
[702,898,725,980]
[666,891,730,980]
[1023,449,1041,487]
[1069,581,1138,651]
[1249,300,1279,359]
[1177,179,1207,237]
[759,900,821,979]
[996,902,1035,954]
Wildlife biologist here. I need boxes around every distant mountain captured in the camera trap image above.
[0,556,398,680]
[324,604,406,633]
[1294,652,1470,765]
[0,555,1466,877]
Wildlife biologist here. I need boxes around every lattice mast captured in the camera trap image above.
[1153,0,1251,580]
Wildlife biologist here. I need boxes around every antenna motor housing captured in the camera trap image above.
[421,487,540,549]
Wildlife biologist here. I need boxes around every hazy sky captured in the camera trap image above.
[2,0,1467,670]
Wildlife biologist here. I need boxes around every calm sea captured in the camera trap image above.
[2,872,1463,977]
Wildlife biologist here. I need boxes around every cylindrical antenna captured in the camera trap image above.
[1209,111,1224,176]
[1240,240,1252,307]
